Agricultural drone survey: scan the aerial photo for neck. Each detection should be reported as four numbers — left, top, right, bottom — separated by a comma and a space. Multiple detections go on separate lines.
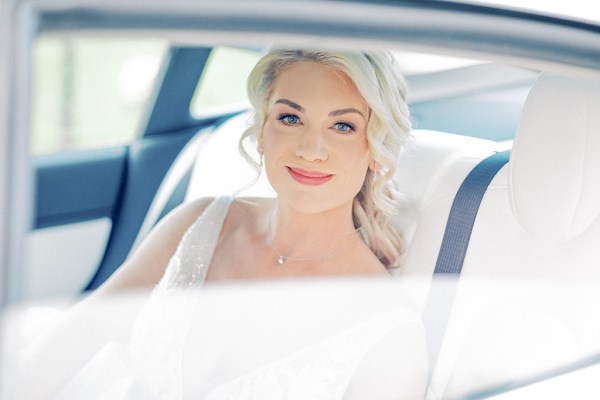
269, 200, 360, 259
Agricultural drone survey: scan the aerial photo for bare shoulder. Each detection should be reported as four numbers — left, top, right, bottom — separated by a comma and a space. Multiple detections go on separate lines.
165, 196, 218, 227
224, 196, 275, 229
345, 246, 391, 277
97, 197, 217, 294
360, 258, 391, 277
134, 196, 217, 248
230, 196, 275, 212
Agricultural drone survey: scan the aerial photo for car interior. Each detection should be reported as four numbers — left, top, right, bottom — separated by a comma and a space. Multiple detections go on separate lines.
35, 54, 596, 398
21, 40, 600, 396
7, 2, 599, 395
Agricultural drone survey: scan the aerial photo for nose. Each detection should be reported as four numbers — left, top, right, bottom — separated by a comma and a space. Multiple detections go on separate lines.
295, 126, 328, 161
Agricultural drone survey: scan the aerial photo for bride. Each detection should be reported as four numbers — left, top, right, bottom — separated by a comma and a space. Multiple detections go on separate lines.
21, 49, 428, 399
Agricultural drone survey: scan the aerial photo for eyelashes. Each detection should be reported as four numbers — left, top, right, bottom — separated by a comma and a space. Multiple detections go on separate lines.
276, 113, 356, 134
333, 122, 356, 133
277, 114, 301, 126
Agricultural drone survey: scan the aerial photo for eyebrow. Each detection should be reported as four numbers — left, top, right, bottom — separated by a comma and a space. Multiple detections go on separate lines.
274, 99, 365, 119
328, 108, 365, 118
274, 99, 304, 112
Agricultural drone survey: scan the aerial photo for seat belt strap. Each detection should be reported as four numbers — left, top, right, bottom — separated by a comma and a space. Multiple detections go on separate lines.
433, 150, 510, 275
424, 150, 510, 375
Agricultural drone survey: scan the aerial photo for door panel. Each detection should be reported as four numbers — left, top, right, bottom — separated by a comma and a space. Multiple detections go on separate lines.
34, 147, 127, 228
29, 147, 128, 300
26, 218, 111, 300
29, 129, 200, 299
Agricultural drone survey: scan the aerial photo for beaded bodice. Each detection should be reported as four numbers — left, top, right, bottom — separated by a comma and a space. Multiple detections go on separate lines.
127, 196, 234, 399
158, 196, 234, 290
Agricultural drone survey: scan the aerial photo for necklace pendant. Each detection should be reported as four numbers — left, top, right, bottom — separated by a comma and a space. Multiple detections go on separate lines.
277, 255, 285, 265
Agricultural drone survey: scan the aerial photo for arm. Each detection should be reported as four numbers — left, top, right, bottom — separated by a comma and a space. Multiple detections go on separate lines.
18, 197, 214, 399
96, 197, 214, 294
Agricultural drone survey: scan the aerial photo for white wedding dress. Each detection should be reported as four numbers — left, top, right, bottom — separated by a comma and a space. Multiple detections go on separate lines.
54, 197, 428, 399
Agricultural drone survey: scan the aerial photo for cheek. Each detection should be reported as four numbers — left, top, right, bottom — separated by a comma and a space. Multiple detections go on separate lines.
342, 139, 370, 168
261, 124, 288, 184
354, 157, 371, 185
261, 122, 289, 154
340, 146, 371, 188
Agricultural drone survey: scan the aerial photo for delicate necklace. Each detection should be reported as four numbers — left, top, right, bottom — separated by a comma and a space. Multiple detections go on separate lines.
271, 243, 357, 265
268, 220, 362, 265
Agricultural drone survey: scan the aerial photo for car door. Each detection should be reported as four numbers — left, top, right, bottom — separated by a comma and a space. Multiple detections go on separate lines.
28, 42, 260, 300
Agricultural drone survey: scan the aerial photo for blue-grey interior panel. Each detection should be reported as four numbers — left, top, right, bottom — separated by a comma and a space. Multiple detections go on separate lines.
34, 147, 127, 228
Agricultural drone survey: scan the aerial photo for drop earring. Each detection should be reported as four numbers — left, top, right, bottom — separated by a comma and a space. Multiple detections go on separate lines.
259, 153, 264, 167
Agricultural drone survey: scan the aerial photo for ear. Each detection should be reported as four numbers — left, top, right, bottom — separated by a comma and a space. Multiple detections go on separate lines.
369, 160, 378, 173
257, 132, 265, 155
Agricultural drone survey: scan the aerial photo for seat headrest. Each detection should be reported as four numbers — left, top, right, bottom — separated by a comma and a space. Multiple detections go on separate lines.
509, 74, 600, 241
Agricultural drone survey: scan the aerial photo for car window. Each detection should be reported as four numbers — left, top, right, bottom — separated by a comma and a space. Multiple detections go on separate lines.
4, 0, 600, 397
189, 46, 263, 117
30, 37, 168, 155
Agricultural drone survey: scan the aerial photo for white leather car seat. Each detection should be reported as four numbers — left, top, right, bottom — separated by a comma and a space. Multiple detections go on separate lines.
130, 112, 274, 252
393, 130, 503, 307
185, 112, 275, 201
426, 74, 600, 398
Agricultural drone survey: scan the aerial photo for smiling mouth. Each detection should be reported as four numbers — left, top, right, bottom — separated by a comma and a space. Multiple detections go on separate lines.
287, 167, 334, 186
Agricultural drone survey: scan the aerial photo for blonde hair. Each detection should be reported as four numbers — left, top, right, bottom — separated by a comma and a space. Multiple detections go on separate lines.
239, 49, 411, 268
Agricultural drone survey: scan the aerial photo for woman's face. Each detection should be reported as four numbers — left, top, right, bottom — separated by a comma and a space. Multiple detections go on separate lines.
261, 61, 372, 214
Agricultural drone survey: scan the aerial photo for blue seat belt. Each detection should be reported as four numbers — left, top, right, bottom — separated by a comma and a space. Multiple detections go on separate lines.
423, 150, 510, 375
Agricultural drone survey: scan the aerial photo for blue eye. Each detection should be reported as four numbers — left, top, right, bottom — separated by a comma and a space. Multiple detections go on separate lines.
278, 114, 300, 125
333, 122, 355, 133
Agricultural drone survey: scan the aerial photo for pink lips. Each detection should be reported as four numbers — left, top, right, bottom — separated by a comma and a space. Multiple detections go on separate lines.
287, 167, 334, 186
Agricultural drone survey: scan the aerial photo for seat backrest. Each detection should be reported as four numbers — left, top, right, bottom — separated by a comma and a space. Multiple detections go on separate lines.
392, 130, 504, 303
130, 113, 273, 252
427, 74, 600, 398
185, 112, 275, 200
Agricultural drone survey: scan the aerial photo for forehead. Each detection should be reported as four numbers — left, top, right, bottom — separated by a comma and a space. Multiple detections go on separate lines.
269, 61, 367, 112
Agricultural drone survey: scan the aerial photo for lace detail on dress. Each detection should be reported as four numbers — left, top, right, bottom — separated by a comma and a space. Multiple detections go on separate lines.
158, 196, 234, 290
127, 196, 233, 399
204, 310, 411, 400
